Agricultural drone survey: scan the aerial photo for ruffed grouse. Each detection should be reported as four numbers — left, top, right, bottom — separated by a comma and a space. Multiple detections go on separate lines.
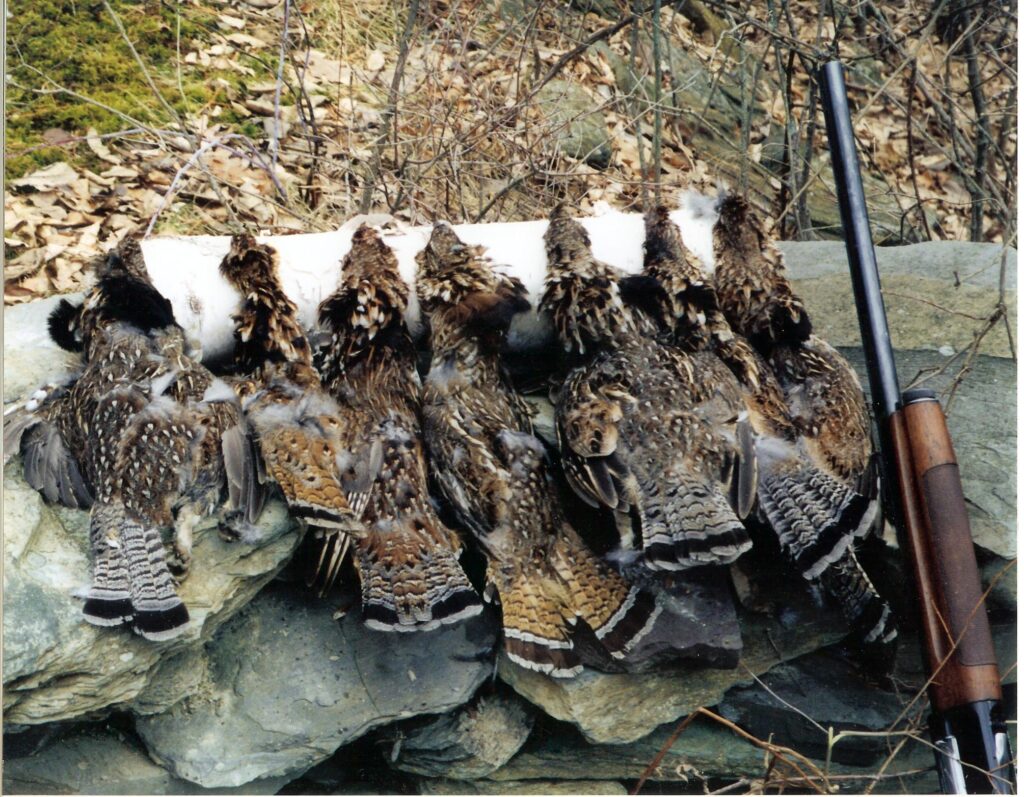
314, 224, 482, 632
540, 204, 755, 573
707, 194, 896, 662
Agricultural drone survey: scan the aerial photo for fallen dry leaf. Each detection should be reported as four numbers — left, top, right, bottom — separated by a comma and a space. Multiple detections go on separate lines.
42, 128, 74, 146
218, 13, 246, 30
12, 162, 80, 191
100, 165, 140, 180
86, 128, 121, 165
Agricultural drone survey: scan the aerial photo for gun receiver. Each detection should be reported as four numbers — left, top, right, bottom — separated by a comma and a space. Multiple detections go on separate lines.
819, 60, 1014, 795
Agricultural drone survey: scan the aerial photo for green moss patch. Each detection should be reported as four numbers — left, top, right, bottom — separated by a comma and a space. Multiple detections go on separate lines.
5, 0, 250, 180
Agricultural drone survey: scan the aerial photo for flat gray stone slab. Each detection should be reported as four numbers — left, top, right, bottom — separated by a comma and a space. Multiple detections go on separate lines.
840, 348, 1015, 559
781, 241, 1016, 358
422, 778, 628, 794
496, 599, 845, 745
135, 581, 497, 789
2, 459, 299, 727
3, 293, 83, 403
3, 726, 291, 795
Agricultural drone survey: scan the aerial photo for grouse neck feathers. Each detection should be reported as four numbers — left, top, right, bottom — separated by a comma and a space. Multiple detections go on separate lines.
220, 233, 312, 375
540, 203, 659, 358
317, 224, 414, 395
641, 205, 720, 351
711, 194, 812, 355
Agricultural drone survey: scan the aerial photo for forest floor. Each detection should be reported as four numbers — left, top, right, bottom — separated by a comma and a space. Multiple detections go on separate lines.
3, 0, 1017, 303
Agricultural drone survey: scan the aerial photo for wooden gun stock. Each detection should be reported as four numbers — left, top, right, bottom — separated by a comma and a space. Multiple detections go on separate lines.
891, 391, 1012, 794
895, 392, 1000, 705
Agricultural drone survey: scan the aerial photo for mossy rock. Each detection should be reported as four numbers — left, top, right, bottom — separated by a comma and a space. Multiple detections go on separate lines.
5, 0, 253, 180
533, 79, 613, 169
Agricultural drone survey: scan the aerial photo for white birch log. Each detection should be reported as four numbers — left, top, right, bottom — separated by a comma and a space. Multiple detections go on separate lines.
139, 195, 720, 361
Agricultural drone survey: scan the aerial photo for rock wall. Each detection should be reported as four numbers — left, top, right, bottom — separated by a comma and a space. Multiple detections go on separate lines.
3, 241, 1015, 794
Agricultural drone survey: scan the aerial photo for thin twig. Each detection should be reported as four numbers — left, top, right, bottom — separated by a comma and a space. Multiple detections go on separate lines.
629, 0, 649, 210
651, 0, 662, 205
270, 0, 292, 172
359, 0, 420, 213
960, 2, 992, 241
905, 59, 931, 240
629, 710, 701, 794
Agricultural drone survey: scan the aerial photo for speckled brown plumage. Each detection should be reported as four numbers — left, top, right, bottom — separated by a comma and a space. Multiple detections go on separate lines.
220, 234, 311, 373
709, 194, 880, 514
709, 194, 895, 663
6, 237, 250, 640
419, 222, 659, 676
768, 341, 875, 489
541, 205, 755, 573
219, 235, 363, 571
712, 195, 812, 355
314, 224, 481, 631
644, 205, 792, 439
541, 204, 643, 356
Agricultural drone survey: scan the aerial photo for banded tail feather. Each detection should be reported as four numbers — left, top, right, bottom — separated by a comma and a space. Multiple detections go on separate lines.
757, 462, 877, 580
756, 456, 895, 666
353, 515, 482, 633
82, 503, 133, 628
496, 565, 583, 678
257, 425, 364, 535
551, 533, 661, 661
819, 547, 898, 669
638, 470, 752, 571
118, 510, 189, 641
591, 585, 661, 660
496, 577, 661, 676
291, 502, 361, 528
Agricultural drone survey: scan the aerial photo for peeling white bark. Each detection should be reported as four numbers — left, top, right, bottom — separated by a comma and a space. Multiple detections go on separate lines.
140, 194, 721, 361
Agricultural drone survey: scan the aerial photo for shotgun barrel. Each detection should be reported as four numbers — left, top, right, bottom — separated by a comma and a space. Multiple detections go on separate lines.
819, 60, 1015, 795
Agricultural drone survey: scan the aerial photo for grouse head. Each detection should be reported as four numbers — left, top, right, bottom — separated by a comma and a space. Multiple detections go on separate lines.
711, 192, 812, 352
540, 203, 637, 357
641, 205, 719, 347
316, 225, 411, 370
219, 234, 309, 373
416, 223, 529, 354
711, 192, 767, 273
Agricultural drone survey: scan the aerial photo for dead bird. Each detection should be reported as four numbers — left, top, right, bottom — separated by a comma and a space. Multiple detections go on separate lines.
418, 222, 661, 676
540, 204, 755, 574
710, 193, 895, 665
219, 234, 365, 592
5, 237, 250, 640
313, 224, 482, 632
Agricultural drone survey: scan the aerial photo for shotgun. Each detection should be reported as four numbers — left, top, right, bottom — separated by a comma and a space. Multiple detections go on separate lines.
818, 60, 1015, 795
